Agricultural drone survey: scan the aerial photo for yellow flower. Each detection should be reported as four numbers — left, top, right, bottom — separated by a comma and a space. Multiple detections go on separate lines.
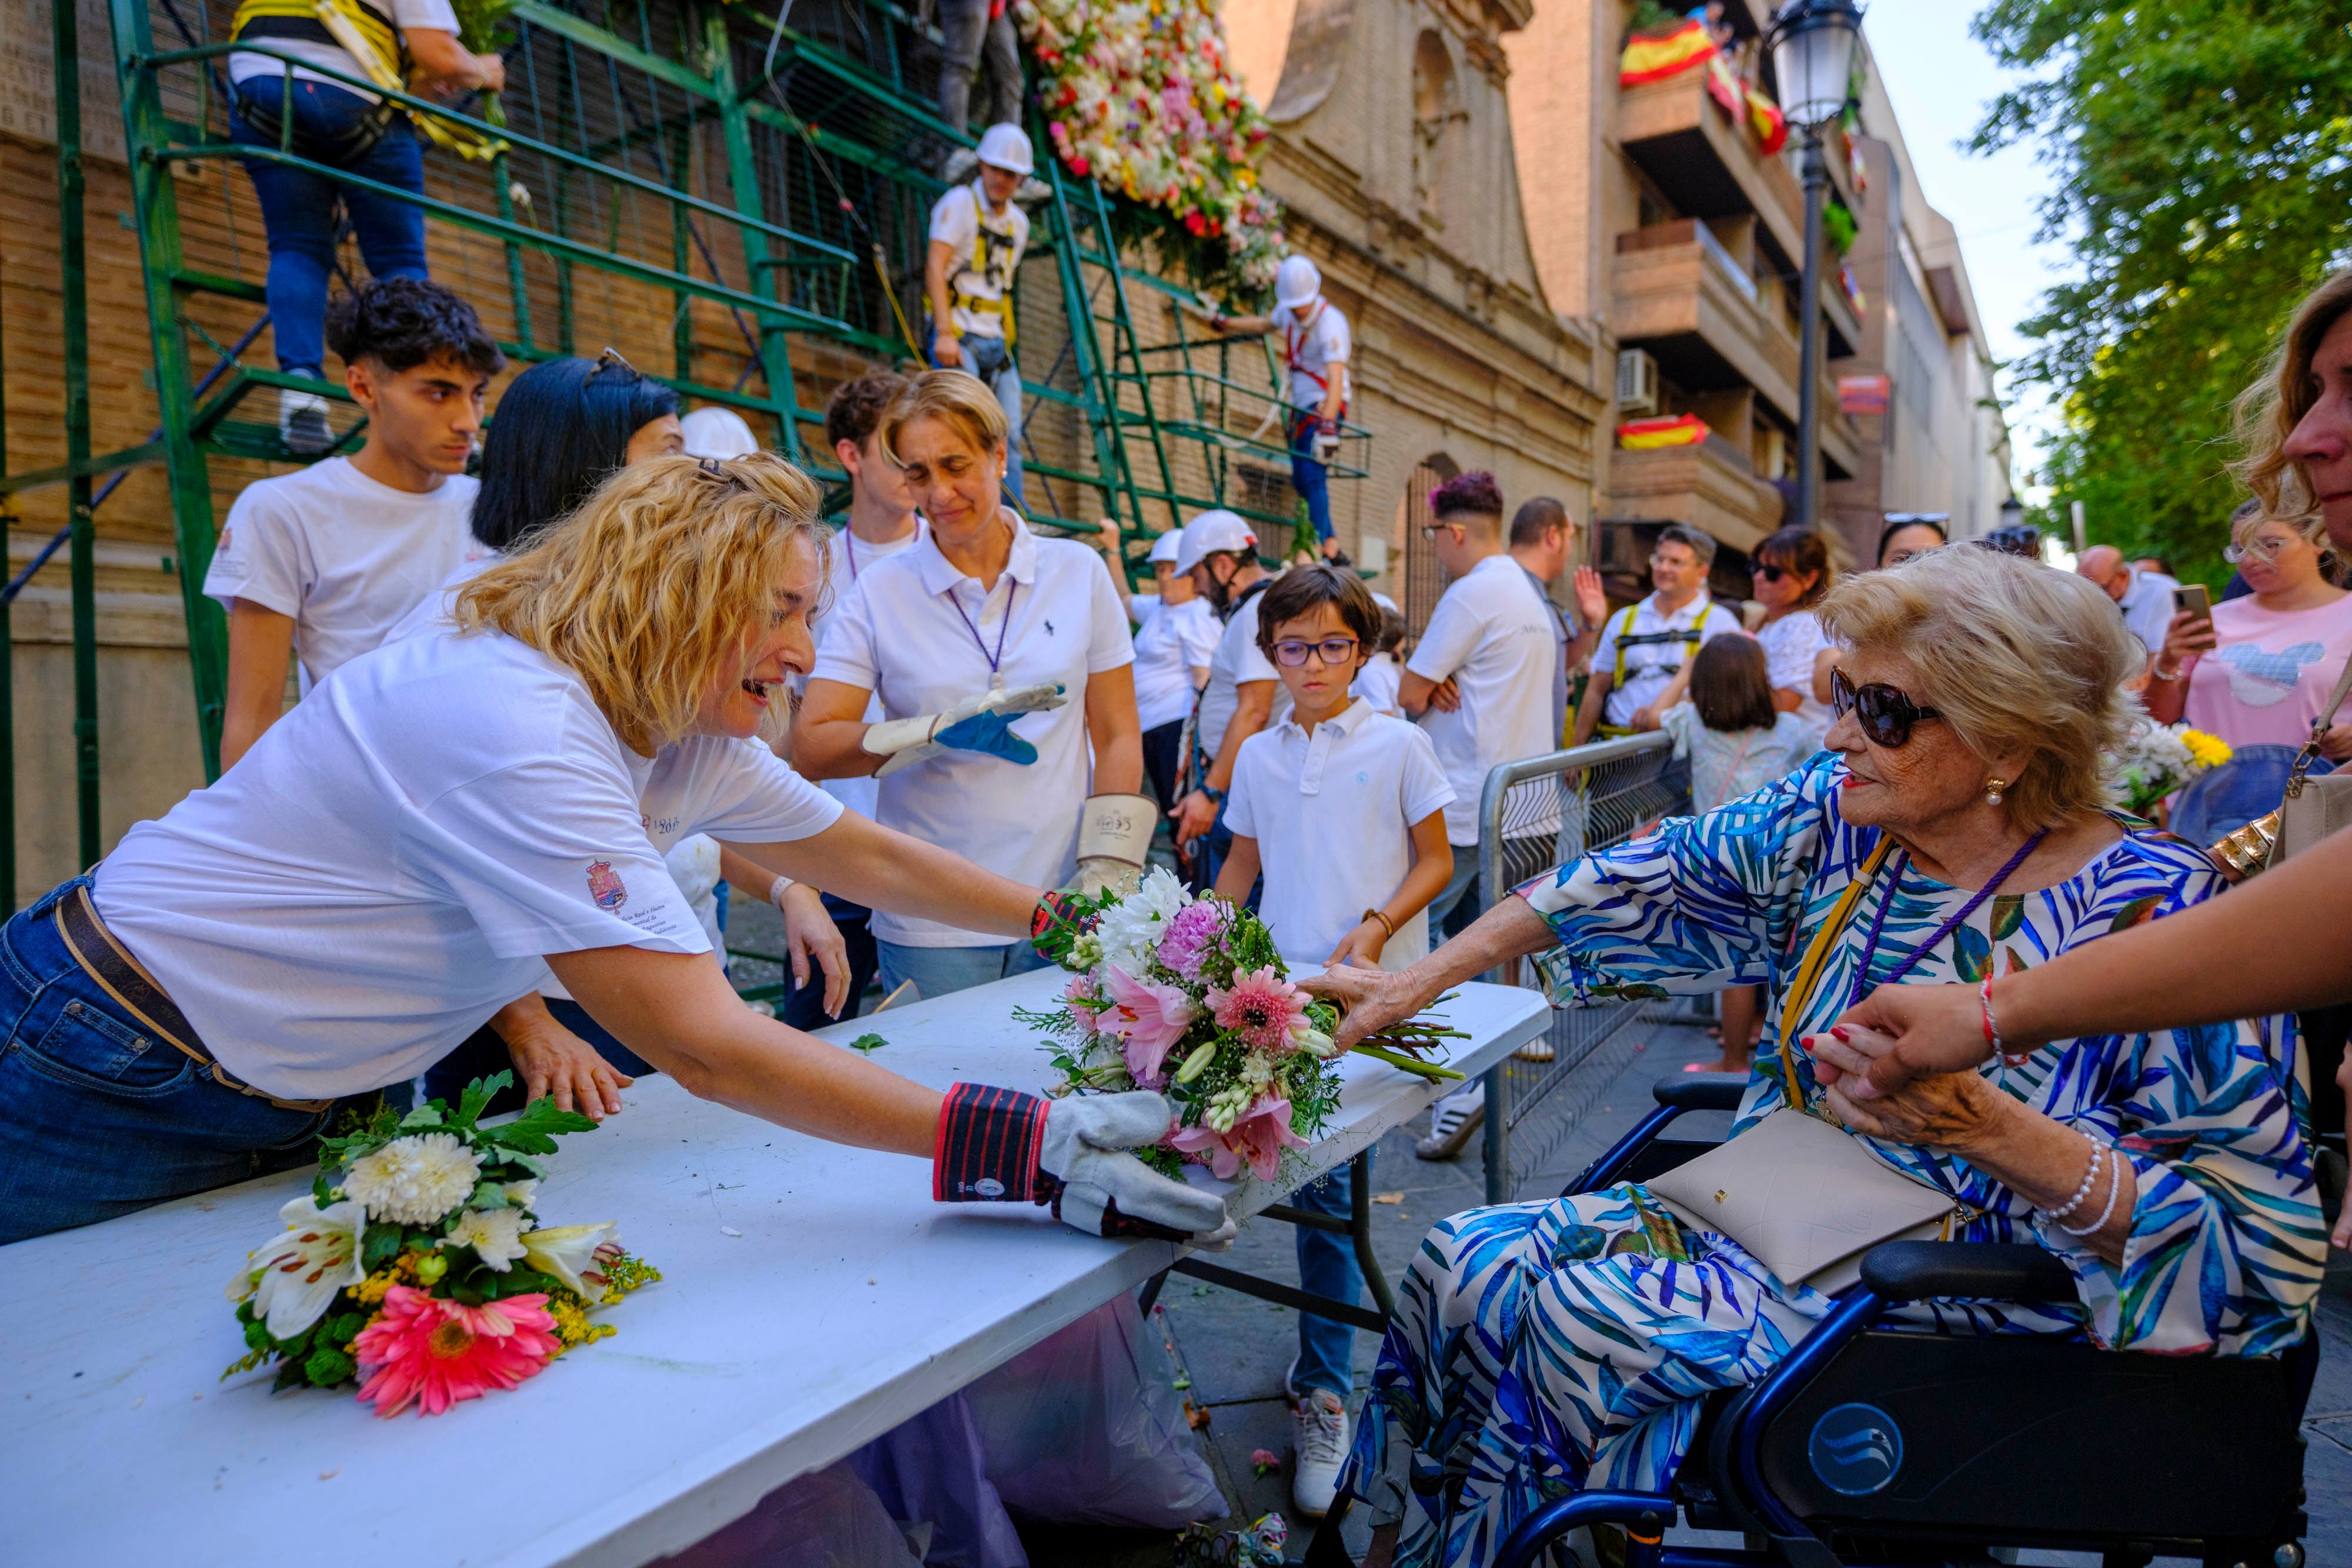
2182, 730, 2233, 768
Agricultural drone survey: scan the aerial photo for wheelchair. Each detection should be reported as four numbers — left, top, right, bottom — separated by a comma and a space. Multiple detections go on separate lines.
1315, 1072, 2322, 1568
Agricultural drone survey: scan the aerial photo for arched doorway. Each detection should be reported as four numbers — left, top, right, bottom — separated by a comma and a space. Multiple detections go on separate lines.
1396, 452, 1461, 640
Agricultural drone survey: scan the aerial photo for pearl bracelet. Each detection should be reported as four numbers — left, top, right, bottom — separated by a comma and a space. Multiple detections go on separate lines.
2059, 1144, 2126, 1238
2043, 1135, 2104, 1223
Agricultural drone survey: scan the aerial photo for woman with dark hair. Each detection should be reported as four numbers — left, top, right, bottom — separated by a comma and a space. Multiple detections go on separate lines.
1751, 523, 1835, 744
1877, 514, 1947, 567
466, 351, 684, 553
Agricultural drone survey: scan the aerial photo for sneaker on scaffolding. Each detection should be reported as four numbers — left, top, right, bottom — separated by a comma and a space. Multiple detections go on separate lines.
279, 387, 334, 456
1513, 1034, 1555, 1062
1013, 175, 1053, 206
1290, 1381, 1351, 1519
1414, 1088, 1483, 1161
941, 145, 980, 183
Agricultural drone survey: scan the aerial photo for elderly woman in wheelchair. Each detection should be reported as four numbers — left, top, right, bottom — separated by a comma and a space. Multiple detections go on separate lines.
1311, 547, 2326, 1568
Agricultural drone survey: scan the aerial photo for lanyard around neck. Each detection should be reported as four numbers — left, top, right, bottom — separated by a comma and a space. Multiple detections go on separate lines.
1845, 828, 2050, 1009
947, 577, 1018, 680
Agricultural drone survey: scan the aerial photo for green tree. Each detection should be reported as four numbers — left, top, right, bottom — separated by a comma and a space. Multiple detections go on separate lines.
1971, 0, 2352, 586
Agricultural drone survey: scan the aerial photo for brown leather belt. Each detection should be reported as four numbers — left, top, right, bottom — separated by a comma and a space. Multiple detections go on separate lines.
53, 884, 335, 1114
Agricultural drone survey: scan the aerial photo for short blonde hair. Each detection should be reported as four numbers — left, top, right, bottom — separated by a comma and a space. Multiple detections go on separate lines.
2231, 269, 2352, 515
2233, 503, 2336, 569
1819, 547, 2141, 829
454, 453, 826, 754
877, 369, 1007, 469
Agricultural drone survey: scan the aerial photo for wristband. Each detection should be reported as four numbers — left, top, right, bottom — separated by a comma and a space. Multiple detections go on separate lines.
933, 1083, 1049, 1202
767, 874, 794, 911
1981, 974, 2029, 1066
1361, 907, 1396, 940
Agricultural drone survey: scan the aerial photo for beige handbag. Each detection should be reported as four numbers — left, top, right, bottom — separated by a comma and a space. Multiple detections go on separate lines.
2210, 657, 2352, 877
1643, 839, 1961, 1292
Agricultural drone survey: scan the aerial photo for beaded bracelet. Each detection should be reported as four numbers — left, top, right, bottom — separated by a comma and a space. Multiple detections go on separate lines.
1980, 974, 2031, 1066
2043, 1136, 2104, 1224
2060, 1144, 2127, 1238
1361, 907, 1397, 939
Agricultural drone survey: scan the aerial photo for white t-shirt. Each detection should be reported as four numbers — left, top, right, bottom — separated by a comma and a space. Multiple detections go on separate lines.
1755, 609, 1833, 745
811, 514, 1132, 947
1352, 650, 1402, 717
813, 520, 928, 824
1407, 554, 1561, 845
1226, 700, 1454, 972
203, 457, 479, 697
1590, 590, 1743, 728
1197, 583, 1292, 767
1275, 299, 1349, 412
928, 181, 1030, 340
2115, 568, 2182, 661
90, 627, 844, 1098
1132, 596, 1221, 733
229, 0, 460, 98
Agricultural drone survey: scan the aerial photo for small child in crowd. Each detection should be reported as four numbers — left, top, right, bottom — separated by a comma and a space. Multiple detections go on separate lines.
1351, 598, 1408, 717
1660, 633, 1809, 1074
1212, 564, 1454, 1520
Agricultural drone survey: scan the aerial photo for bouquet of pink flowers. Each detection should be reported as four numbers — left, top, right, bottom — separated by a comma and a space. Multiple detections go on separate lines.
223, 1074, 658, 1417
1025, 869, 1461, 1182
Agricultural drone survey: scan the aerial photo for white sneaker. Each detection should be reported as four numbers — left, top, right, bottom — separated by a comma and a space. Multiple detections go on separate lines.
1414, 1088, 1484, 1161
279, 387, 333, 455
1291, 1383, 1350, 1519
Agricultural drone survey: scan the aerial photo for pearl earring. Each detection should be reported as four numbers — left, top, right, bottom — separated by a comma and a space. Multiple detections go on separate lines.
1986, 777, 2007, 807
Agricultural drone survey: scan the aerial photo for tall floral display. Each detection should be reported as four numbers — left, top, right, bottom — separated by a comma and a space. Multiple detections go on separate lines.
1014, 0, 1286, 297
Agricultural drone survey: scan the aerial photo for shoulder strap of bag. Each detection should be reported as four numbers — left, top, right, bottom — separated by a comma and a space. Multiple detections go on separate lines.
2285, 656, 2352, 801
1773, 836, 1896, 1112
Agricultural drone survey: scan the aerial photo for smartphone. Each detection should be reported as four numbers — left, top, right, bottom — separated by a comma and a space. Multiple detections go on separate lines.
2174, 583, 2213, 625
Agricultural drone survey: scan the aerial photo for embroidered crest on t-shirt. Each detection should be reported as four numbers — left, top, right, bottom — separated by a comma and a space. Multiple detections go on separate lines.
587, 860, 629, 911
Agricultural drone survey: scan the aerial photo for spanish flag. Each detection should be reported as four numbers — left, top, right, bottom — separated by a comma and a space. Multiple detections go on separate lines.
1620, 20, 1716, 87
1746, 89, 1789, 155
1617, 413, 1710, 450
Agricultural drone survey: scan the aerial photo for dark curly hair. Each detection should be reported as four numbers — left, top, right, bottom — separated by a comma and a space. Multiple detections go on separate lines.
1429, 469, 1505, 521
469, 356, 683, 551
824, 368, 910, 454
323, 278, 505, 376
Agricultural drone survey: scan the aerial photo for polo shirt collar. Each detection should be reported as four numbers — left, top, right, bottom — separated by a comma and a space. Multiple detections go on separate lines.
915, 510, 1039, 596
1272, 695, 1375, 743
1644, 588, 1710, 623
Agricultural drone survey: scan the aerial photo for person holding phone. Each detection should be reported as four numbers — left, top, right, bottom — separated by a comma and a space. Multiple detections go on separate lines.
2144, 503, 2352, 844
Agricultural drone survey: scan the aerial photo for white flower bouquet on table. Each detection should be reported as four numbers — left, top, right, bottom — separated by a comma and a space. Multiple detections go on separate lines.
1023, 869, 1463, 1182
2102, 717, 2233, 818
223, 1073, 659, 1416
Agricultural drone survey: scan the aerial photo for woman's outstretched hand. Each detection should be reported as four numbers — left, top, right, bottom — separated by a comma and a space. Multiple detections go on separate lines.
1300, 964, 1426, 1051
1814, 981, 1993, 1098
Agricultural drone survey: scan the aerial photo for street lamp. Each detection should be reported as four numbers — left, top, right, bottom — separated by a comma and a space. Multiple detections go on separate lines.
1768, 0, 1863, 531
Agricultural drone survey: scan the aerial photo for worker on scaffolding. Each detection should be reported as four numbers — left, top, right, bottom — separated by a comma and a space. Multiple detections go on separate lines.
1208, 255, 1354, 565
225, 0, 506, 454
926, 124, 1033, 506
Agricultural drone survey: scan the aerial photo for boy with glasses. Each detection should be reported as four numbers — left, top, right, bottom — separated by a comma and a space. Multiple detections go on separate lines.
1212, 563, 1453, 1520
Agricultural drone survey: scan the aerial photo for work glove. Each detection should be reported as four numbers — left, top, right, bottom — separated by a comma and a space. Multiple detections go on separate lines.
935, 1084, 1236, 1249
1311, 418, 1341, 465
861, 683, 1067, 778
1070, 793, 1157, 898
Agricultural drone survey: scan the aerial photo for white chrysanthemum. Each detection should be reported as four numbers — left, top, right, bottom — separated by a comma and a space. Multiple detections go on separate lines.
343, 1132, 482, 1225
442, 1206, 529, 1271
1095, 866, 1190, 977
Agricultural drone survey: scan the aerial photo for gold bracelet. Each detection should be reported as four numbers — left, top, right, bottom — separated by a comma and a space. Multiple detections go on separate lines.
1362, 907, 1396, 939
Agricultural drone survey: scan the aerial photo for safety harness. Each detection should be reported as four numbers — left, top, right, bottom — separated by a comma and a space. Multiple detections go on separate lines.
1282, 299, 1346, 437
1596, 604, 1704, 738
231, 0, 506, 162
945, 180, 1022, 348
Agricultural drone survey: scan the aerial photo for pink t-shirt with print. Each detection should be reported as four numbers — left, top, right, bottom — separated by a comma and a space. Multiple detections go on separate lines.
2182, 591, 2352, 747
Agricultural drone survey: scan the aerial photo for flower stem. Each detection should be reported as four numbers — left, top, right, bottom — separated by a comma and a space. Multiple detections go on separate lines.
1351, 1044, 1466, 1082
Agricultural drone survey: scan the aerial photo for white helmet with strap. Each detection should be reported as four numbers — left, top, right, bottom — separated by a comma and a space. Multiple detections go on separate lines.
975, 123, 1035, 175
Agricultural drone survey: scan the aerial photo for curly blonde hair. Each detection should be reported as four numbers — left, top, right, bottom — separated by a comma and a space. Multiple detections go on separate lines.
1818, 547, 2141, 830
454, 452, 827, 754
2231, 269, 2352, 515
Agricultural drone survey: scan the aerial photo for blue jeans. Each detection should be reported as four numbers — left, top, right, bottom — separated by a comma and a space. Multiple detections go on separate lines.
929, 327, 1024, 505
0, 875, 399, 1244
875, 937, 1047, 1001
781, 893, 883, 1028
229, 78, 429, 375
2168, 744, 2334, 847
1288, 413, 1333, 542
1290, 1160, 1362, 1396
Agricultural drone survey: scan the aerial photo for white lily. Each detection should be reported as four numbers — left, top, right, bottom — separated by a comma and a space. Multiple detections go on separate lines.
441, 1206, 529, 1271
520, 1221, 622, 1298
500, 1178, 540, 1211
1291, 1024, 1339, 1059
233, 1195, 369, 1339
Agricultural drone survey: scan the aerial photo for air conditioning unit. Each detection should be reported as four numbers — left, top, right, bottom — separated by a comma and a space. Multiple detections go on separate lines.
1616, 347, 1659, 416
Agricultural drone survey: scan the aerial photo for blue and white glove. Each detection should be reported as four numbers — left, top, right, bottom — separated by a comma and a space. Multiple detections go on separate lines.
934, 1085, 1235, 1249
861, 682, 1067, 778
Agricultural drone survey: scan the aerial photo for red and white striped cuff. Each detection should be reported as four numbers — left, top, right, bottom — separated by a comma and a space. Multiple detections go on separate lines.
933, 1083, 1050, 1203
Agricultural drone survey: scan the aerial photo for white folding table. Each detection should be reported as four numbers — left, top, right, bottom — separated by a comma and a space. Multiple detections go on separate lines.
0, 969, 1546, 1568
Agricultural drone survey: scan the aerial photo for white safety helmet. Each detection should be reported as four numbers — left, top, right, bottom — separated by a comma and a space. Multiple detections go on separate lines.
1148, 530, 1185, 566
1371, 591, 1399, 612
679, 406, 760, 460
1274, 255, 1322, 314
1176, 509, 1257, 577
975, 123, 1035, 176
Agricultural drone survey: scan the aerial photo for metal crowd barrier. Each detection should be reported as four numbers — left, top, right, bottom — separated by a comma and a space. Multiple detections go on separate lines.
1473, 733, 1692, 1203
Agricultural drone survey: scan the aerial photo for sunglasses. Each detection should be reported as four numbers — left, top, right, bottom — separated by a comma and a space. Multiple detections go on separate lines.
1830, 666, 1943, 748
1755, 562, 1793, 582
584, 345, 643, 386
1270, 636, 1361, 667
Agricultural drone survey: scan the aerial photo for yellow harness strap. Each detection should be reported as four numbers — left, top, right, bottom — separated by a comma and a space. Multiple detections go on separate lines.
1773, 837, 1895, 1116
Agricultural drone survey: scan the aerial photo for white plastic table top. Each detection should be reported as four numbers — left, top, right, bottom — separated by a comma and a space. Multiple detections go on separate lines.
0, 969, 1546, 1568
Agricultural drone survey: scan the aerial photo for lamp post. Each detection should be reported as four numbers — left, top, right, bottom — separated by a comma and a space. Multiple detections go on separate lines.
1768, 0, 1863, 532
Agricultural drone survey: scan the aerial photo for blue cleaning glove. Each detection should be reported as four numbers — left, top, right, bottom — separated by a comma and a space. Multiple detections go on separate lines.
933, 708, 1041, 765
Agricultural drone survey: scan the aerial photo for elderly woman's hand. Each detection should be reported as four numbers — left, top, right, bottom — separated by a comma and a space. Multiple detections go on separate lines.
1299, 964, 1431, 1051
1817, 1023, 2009, 1154
1817, 984, 1998, 1097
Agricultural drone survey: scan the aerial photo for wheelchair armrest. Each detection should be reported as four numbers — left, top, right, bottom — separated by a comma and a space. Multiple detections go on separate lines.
1859, 1241, 2078, 1303
1651, 1072, 1747, 1111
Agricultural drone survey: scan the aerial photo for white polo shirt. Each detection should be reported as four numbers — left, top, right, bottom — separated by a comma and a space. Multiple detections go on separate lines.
203, 457, 479, 696
1407, 554, 1561, 845
811, 513, 1133, 948
813, 519, 928, 824
1196, 581, 1292, 765
91, 626, 844, 1099
1132, 595, 1221, 733
1591, 590, 1743, 728
1225, 699, 1453, 972
1275, 299, 1349, 412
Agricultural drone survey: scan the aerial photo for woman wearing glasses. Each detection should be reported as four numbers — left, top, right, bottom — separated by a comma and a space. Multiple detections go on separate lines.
1304, 546, 2320, 1568
2144, 503, 2352, 845
1748, 523, 1837, 746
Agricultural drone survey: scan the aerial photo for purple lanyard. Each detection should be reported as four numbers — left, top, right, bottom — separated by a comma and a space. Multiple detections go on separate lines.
947, 579, 1018, 679
1845, 828, 2049, 1008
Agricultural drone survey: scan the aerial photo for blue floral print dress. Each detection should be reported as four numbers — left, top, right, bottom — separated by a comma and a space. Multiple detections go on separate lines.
1338, 755, 2323, 1568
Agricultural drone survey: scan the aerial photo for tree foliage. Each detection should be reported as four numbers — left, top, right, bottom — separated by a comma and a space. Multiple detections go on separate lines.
1970, 0, 2352, 585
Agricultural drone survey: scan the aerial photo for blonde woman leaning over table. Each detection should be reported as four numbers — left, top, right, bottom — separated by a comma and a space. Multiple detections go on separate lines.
1302, 546, 2320, 1568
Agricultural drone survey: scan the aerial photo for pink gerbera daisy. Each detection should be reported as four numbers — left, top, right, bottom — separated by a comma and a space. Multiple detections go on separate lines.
1204, 965, 1309, 1055
351, 1286, 560, 1417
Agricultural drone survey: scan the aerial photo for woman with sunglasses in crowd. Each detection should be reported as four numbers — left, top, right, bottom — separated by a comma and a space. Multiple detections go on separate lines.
1748, 523, 1838, 747
1301, 546, 2320, 1568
